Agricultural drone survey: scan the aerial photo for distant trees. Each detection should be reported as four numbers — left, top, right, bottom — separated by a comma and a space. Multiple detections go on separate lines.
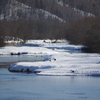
1, 0, 99, 28
0, 26, 5, 47
17, 0, 84, 22
17, 0, 100, 22
66, 17, 100, 53
0, 19, 66, 42
63, 0, 100, 16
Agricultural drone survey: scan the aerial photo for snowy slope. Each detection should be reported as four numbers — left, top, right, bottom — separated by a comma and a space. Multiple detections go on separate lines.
0, 0, 95, 22
0, 0, 65, 22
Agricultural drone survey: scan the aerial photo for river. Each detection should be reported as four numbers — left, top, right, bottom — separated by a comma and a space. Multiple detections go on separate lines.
0, 68, 100, 100
0, 44, 100, 100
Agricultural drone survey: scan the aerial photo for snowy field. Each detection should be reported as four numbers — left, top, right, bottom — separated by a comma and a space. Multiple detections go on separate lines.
0, 40, 100, 76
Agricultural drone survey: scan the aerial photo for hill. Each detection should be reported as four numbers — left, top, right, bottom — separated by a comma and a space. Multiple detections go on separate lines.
0, 0, 95, 22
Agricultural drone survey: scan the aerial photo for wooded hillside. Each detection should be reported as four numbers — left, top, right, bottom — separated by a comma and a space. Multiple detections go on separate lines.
63, 0, 100, 16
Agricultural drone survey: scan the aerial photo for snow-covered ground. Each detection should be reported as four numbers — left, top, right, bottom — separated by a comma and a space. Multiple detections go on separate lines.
1, 40, 100, 76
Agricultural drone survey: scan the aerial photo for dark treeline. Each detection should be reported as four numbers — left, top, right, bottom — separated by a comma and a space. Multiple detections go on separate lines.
66, 17, 100, 53
0, 19, 66, 42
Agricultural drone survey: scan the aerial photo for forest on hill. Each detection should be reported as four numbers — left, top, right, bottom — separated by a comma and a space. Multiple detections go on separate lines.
0, 0, 100, 53
63, 0, 100, 16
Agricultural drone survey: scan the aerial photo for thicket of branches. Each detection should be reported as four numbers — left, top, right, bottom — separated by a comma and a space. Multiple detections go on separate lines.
66, 17, 100, 53
0, 19, 66, 42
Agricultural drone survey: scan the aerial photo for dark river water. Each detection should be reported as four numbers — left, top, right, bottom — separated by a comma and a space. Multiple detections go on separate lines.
0, 68, 100, 100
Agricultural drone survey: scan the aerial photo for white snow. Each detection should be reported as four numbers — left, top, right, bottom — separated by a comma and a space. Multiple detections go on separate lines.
8, 51, 100, 76
39, 9, 66, 22
1, 40, 100, 76
0, 46, 57, 55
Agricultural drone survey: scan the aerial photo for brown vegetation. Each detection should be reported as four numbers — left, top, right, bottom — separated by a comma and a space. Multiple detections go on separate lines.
0, 19, 66, 42
66, 17, 100, 53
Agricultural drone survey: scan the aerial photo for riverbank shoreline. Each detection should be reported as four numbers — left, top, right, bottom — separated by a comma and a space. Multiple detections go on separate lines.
0, 60, 38, 68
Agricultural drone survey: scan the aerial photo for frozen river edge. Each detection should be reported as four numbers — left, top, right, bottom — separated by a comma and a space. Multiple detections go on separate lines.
0, 40, 100, 76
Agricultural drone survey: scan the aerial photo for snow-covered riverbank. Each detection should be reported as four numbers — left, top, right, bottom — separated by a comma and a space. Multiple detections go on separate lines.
1, 40, 100, 76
